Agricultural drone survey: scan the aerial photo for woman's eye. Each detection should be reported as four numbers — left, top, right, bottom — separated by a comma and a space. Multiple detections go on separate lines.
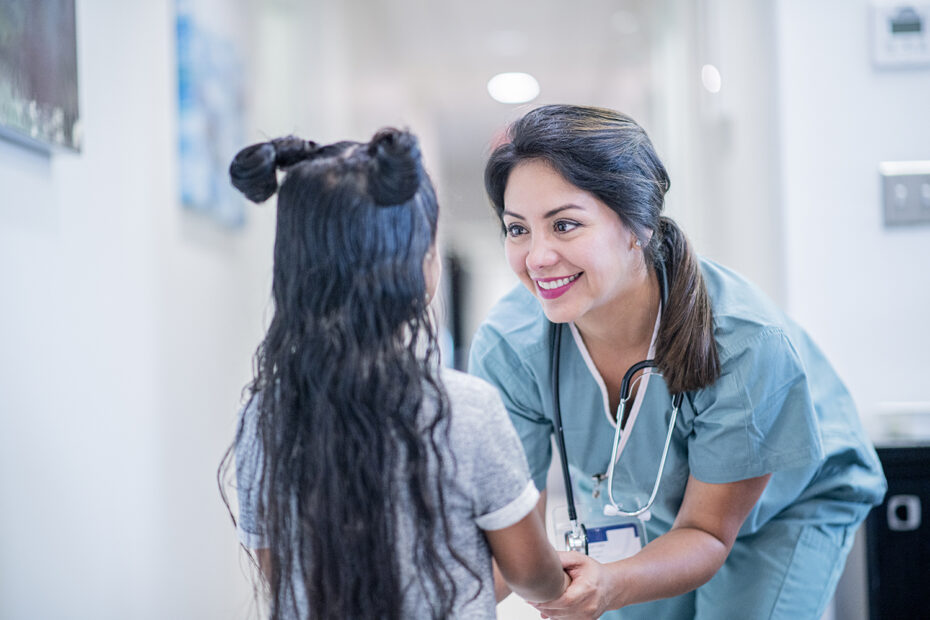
554, 220, 579, 233
506, 223, 527, 237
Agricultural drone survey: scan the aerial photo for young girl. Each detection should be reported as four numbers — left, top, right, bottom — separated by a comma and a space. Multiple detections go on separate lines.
219, 128, 568, 619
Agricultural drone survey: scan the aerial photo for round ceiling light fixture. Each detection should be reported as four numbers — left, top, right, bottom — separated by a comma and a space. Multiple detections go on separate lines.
701, 64, 722, 94
487, 72, 540, 104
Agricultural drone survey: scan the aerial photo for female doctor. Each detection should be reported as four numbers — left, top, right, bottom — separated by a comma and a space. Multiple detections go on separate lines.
468, 105, 886, 619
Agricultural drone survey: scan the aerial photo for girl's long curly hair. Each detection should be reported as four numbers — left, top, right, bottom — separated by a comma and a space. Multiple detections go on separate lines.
219, 128, 474, 619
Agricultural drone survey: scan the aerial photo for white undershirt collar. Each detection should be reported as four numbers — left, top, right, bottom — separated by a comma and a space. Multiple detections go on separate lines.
567, 305, 662, 436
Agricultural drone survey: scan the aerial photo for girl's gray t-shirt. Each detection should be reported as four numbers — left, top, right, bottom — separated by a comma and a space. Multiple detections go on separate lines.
235, 368, 540, 618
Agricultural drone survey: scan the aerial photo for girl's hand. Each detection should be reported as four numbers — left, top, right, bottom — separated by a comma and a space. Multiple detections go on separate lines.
531, 551, 613, 619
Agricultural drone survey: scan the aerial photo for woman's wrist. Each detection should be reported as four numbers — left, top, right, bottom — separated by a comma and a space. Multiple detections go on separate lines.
603, 559, 632, 610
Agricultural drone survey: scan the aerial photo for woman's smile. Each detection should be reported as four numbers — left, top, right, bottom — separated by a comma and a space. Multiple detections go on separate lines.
535, 272, 582, 299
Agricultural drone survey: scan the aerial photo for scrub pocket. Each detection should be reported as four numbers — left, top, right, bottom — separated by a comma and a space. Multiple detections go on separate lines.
694, 521, 856, 620
770, 523, 854, 619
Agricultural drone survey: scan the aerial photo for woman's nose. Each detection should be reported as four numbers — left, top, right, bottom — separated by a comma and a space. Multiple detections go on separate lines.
527, 234, 558, 271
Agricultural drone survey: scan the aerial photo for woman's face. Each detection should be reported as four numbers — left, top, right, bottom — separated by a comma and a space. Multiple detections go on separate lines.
501, 159, 645, 325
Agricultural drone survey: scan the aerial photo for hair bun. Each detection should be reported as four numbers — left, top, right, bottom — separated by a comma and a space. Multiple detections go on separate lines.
366, 128, 422, 206
229, 142, 278, 203
229, 137, 319, 203
272, 136, 319, 168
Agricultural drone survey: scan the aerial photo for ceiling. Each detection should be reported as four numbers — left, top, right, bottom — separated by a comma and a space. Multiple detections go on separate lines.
330, 0, 662, 228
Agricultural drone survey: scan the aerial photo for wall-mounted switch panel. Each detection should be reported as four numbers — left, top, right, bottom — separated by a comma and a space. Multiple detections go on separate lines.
871, 2, 930, 68
880, 161, 930, 226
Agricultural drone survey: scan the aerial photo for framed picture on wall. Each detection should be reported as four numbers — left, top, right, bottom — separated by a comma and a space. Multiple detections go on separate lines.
176, 0, 246, 229
0, 0, 81, 152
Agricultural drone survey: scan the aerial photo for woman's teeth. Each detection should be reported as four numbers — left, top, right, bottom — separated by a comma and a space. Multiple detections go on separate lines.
537, 273, 580, 290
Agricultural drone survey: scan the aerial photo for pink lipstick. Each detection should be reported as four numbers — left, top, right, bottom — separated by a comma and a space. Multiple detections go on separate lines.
535, 273, 581, 300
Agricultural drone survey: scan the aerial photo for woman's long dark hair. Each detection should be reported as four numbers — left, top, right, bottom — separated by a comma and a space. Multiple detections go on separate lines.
219, 128, 474, 619
485, 105, 719, 393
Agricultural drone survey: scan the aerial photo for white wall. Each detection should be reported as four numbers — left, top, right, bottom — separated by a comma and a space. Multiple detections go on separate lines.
662, 0, 930, 427
654, 0, 785, 306
0, 1, 293, 617
772, 6, 930, 617
775, 0, 930, 425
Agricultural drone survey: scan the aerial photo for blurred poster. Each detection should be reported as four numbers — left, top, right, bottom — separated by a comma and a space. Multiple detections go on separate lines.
176, 0, 246, 229
0, 0, 81, 151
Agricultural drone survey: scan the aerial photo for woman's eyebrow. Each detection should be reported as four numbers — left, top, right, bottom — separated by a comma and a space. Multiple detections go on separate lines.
502, 205, 585, 220
544, 205, 585, 218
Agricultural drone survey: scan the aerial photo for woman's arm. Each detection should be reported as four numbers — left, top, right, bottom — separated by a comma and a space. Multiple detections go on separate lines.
486, 490, 568, 604
533, 473, 770, 618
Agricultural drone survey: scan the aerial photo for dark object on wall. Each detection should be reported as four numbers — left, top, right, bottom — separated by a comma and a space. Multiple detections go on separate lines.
866, 445, 930, 619
0, 0, 81, 151
446, 253, 466, 370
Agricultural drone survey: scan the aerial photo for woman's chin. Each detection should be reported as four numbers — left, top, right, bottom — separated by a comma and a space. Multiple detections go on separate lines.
540, 304, 576, 325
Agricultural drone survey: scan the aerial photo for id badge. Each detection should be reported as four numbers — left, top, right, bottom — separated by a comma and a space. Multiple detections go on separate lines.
584, 519, 643, 563
549, 501, 645, 561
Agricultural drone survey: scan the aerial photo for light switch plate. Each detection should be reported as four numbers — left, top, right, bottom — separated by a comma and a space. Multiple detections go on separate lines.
880, 161, 930, 226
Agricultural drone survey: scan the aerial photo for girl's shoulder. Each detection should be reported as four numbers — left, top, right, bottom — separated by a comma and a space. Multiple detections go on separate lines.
439, 367, 508, 418
468, 285, 551, 380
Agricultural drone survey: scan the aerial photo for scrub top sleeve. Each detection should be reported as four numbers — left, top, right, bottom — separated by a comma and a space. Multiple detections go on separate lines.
689, 327, 825, 484
468, 330, 553, 492
466, 384, 541, 531
235, 398, 269, 549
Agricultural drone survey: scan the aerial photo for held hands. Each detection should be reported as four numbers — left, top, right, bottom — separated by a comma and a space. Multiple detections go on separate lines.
531, 552, 613, 620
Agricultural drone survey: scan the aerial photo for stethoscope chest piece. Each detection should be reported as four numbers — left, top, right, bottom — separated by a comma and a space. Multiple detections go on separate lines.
565, 522, 588, 554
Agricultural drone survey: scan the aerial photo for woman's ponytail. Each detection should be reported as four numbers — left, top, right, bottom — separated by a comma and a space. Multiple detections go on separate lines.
653, 217, 719, 394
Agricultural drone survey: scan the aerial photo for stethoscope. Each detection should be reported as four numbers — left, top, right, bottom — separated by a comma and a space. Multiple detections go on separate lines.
549, 265, 684, 555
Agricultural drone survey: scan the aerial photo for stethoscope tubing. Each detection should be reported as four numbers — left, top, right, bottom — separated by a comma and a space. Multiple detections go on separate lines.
550, 322, 581, 524
551, 322, 685, 526
550, 261, 681, 544
604, 386, 683, 518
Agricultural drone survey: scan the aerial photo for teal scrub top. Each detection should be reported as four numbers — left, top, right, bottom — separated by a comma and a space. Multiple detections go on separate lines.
468, 258, 886, 547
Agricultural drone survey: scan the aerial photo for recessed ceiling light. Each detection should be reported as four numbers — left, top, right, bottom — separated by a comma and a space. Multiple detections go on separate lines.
701, 64, 722, 93
487, 72, 540, 104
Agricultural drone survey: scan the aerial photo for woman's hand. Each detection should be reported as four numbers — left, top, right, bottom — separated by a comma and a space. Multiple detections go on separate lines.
531, 551, 614, 619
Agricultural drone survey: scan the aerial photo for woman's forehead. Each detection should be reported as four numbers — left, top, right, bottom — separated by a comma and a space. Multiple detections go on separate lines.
504, 160, 603, 214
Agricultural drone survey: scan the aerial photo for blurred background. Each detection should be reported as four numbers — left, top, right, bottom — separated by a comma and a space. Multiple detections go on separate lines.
1, 0, 928, 618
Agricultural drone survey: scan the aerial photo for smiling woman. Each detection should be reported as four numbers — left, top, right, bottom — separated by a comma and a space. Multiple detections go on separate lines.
500, 158, 648, 331
469, 104, 887, 620
485, 106, 717, 395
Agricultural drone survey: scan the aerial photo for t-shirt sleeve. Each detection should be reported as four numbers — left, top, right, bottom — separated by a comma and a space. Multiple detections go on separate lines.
688, 327, 825, 484
468, 327, 553, 491
449, 375, 541, 531
235, 398, 268, 549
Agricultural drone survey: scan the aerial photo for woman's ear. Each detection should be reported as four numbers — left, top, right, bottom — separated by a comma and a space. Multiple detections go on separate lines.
634, 228, 654, 249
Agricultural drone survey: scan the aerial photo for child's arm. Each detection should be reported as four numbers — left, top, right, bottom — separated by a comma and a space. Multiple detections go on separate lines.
485, 490, 568, 603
